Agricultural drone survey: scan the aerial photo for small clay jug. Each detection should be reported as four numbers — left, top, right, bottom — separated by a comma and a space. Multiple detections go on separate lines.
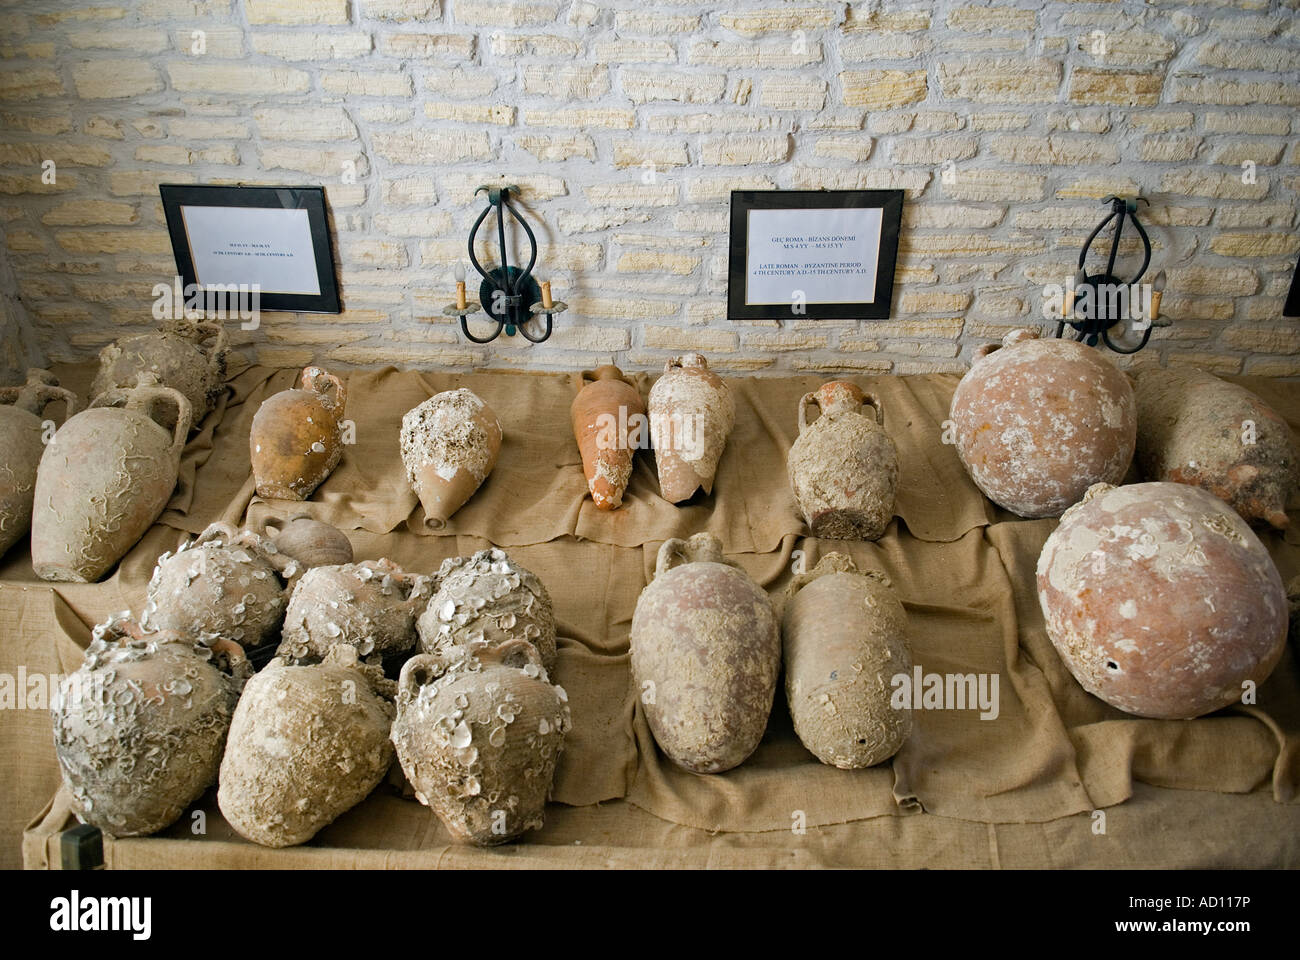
31, 375, 191, 583
782, 554, 912, 769
277, 558, 433, 665
648, 353, 734, 503
630, 532, 779, 774
400, 388, 502, 528
52, 614, 249, 837
218, 644, 396, 848
259, 513, 354, 568
144, 521, 297, 654
788, 381, 898, 541
250, 365, 347, 501
571, 365, 646, 510
391, 638, 571, 846
0, 369, 77, 557
93, 318, 228, 432
416, 548, 557, 673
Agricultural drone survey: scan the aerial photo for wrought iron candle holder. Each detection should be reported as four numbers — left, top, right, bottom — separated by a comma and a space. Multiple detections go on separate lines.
442, 184, 566, 344
1057, 195, 1169, 354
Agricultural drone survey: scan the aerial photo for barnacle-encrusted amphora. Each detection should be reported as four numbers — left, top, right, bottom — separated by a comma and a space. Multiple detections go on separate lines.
52, 614, 249, 837
144, 521, 298, 655
218, 645, 396, 848
416, 548, 557, 673
571, 364, 645, 510
391, 638, 571, 845
277, 558, 433, 665
648, 354, 734, 503
31, 374, 191, 583
787, 381, 898, 541
400, 387, 502, 528
93, 318, 228, 432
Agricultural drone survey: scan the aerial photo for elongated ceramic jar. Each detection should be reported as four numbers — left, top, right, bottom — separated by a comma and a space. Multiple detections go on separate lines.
277, 558, 432, 664
250, 366, 346, 501
416, 548, 557, 673
400, 388, 502, 528
0, 369, 76, 557
93, 319, 228, 432
648, 354, 735, 503
571, 365, 645, 510
950, 328, 1136, 518
782, 554, 912, 768
31, 375, 191, 583
788, 381, 898, 541
630, 532, 779, 773
1037, 482, 1287, 719
52, 614, 249, 837
218, 645, 396, 848
391, 639, 571, 845
144, 522, 297, 653
1134, 367, 1297, 529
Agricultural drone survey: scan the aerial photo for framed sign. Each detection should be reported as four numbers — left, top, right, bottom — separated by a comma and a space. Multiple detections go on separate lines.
728, 189, 903, 321
159, 184, 341, 313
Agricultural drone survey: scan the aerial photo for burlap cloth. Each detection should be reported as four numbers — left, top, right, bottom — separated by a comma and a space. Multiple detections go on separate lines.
4, 362, 1298, 869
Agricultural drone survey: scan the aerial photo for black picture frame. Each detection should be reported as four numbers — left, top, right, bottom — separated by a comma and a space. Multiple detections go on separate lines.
1285, 256, 1300, 318
159, 183, 341, 314
728, 189, 903, 322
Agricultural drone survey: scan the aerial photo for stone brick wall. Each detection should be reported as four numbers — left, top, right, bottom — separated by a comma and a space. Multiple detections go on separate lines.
1, 0, 1298, 377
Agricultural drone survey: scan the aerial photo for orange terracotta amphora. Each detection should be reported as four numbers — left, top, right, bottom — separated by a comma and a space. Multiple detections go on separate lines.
571, 365, 646, 510
250, 366, 347, 501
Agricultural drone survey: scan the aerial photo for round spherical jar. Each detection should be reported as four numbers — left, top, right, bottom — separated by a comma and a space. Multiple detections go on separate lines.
1036, 481, 1288, 719
950, 329, 1136, 518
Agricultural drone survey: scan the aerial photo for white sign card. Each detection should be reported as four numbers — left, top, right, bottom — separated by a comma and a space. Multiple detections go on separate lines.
745, 206, 884, 306
180, 205, 321, 296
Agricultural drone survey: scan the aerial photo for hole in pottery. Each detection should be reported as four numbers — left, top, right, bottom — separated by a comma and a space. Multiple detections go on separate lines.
1106, 660, 1120, 672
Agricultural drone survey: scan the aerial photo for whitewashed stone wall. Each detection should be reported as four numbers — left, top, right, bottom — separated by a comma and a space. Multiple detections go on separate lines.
0, 0, 1298, 377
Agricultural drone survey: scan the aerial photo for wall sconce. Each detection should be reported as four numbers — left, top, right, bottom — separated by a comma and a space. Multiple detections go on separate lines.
442, 184, 566, 344
1057, 195, 1169, 354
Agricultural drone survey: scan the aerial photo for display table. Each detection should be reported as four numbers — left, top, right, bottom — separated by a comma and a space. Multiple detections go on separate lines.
6, 361, 1299, 869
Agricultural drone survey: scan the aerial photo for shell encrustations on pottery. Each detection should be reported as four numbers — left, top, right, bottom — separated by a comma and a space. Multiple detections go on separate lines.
416, 548, 557, 673
1134, 367, 1298, 530
52, 613, 249, 837
391, 638, 571, 846
400, 387, 502, 529
259, 514, 354, 568
1037, 481, 1287, 720
31, 373, 191, 583
277, 558, 432, 665
143, 521, 297, 654
218, 644, 396, 848
93, 318, 228, 433
788, 381, 899, 541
